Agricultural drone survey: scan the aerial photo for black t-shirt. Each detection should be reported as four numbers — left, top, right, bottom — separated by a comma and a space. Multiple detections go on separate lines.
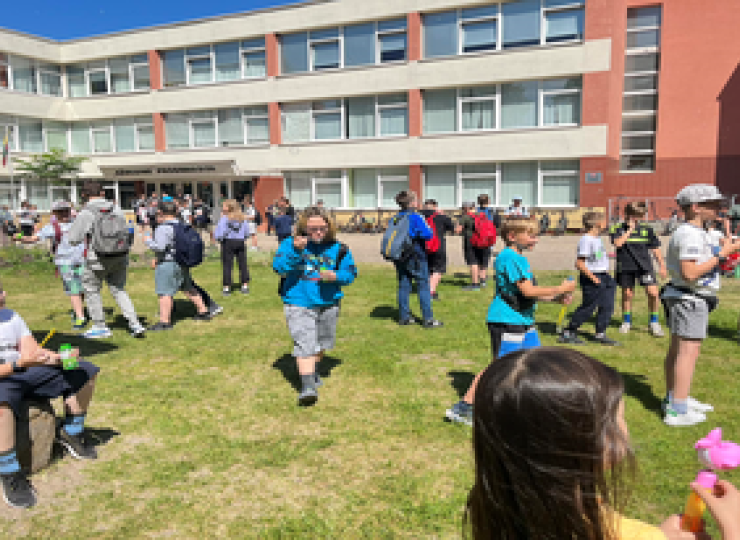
421, 209, 455, 254
609, 221, 660, 273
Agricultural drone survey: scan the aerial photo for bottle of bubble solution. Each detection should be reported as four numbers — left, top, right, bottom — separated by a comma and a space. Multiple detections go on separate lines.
59, 344, 77, 370
681, 470, 717, 533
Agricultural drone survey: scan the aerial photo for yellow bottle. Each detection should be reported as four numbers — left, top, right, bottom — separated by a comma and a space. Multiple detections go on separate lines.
681, 471, 716, 533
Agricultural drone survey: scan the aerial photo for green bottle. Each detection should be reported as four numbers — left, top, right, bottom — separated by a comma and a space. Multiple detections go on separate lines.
59, 344, 78, 370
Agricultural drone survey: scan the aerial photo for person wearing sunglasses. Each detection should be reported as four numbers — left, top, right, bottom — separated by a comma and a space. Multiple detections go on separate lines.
273, 206, 357, 406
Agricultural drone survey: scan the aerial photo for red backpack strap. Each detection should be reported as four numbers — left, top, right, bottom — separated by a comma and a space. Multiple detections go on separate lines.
52, 220, 62, 254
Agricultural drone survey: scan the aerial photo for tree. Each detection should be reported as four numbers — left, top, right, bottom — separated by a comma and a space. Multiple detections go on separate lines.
13, 148, 87, 185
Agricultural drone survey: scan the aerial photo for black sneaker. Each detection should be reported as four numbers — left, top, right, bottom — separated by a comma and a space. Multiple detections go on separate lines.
398, 317, 418, 326
148, 322, 173, 332
557, 331, 585, 345
1, 472, 36, 508
594, 335, 621, 346
423, 319, 444, 329
56, 429, 98, 460
431, 292, 439, 301
192, 312, 212, 322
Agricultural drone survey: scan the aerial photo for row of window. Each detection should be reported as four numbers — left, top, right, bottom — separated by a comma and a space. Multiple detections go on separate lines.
0, 53, 63, 96
285, 160, 579, 210
162, 39, 266, 87
620, 6, 661, 172
66, 55, 151, 97
165, 107, 270, 149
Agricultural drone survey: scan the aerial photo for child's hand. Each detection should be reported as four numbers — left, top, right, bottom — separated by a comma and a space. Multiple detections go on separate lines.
319, 270, 336, 282
559, 293, 574, 305
560, 279, 576, 294
694, 479, 740, 540
293, 236, 308, 250
659, 515, 710, 540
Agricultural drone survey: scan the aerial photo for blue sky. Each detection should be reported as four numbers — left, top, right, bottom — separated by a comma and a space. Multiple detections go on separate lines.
3, 0, 296, 40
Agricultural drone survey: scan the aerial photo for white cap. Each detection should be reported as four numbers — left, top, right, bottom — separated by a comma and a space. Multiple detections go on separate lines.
676, 184, 726, 206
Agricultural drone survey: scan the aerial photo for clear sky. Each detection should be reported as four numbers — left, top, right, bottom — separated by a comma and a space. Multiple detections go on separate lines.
2, 0, 297, 40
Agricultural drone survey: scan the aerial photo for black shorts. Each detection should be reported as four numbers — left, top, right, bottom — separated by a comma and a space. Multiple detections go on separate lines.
616, 271, 656, 289
0, 361, 99, 418
488, 323, 534, 359
20, 224, 34, 237
463, 240, 491, 268
426, 251, 447, 275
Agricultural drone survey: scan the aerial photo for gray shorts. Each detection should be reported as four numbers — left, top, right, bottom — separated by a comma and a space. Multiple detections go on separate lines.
284, 304, 340, 358
155, 261, 193, 297
664, 296, 709, 340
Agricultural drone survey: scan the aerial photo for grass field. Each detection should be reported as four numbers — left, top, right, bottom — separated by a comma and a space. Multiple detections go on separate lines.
2, 251, 740, 538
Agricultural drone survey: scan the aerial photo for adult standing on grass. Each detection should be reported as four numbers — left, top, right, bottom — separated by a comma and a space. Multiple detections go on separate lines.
661, 184, 740, 427
274, 197, 295, 244
214, 199, 251, 296
243, 195, 260, 251
421, 199, 455, 301
68, 181, 146, 339
272, 206, 357, 406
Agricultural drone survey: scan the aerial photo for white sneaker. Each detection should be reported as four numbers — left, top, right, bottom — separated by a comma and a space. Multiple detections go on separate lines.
649, 322, 665, 337
664, 407, 707, 427
619, 322, 631, 334
687, 396, 714, 413
83, 326, 112, 339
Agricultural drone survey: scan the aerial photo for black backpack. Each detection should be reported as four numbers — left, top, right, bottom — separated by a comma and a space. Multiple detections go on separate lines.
172, 222, 204, 268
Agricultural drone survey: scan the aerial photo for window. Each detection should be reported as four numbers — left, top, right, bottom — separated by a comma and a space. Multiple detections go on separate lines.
109, 57, 131, 93
191, 111, 217, 147
501, 80, 538, 128
378, 94, 408, 136
44, 122, 68, 152
501, 162, 537, 206
313, 100, 343, 140
114, 117, 153, 152
285, 171, 344, 209
130, 54, 151, 91
0, 54, 8, 89
38, 64, 62, 96
542, 77, 581, 125
346, 96, 376, 139
91, 123, 113, 153
544, 0, 585, 43
460, 86, 496, 131
281, 103, 311, 142
281, 32, 309, 74
165, 114, 189, 148
65, 56, 150, 96
344, 23, 375, 67
245, 106, 269, 144
163, 49, 186, 87
423, 89, 457, 133
11, 56, 37, 93
377, 18, 407, 62
26, 180, 50, 211
424, 165, 458, 207
502, 0, 541, 49
424, 11, 459, 58
19, 121, 43, 152
461, 163, 497, 203
541, 160, 578, 205
67, 66, 87, 97
379, 168, 409, 208
88, 68, 108, 95
186, 47, 213, 85
218, 109, 243, 146
166, 108, 268, 149
214, 42, 240, 82
621, 6, 662, 172
310, 28, 341, 71
241, 39, 266, 78
350, 169, 378, 208
461, 6, 499, 53
70, 124, 91, 154
136, 117, 155, 151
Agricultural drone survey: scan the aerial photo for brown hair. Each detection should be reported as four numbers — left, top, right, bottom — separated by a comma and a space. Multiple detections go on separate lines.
295, 206, 337, 243
81, 181, 103, 199
222, 199, 246, 222
158, 200, 179, 217
395, 190, 416, 210
477, 194, 490, 207
624, 201, 648, 218
582, 211, 605, 231
500, 217, 538, 245
465, 347, 634, 540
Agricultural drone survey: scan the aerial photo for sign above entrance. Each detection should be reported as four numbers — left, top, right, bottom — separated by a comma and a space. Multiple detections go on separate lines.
100, 161, 239, 179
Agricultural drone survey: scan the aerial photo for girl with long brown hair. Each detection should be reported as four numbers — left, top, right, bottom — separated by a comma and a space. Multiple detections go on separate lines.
214, 199, 250, 295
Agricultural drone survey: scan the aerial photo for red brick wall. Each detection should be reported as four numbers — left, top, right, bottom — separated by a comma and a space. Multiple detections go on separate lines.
148, 50, 162, 90
252, 176, 284, 231
153, 112, 166, 152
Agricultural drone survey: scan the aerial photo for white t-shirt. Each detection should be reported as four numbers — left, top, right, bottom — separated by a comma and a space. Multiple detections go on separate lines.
0, 309, 31, 364
577, 234, 610, 273
37, 222, 86, 266
666, 223, 720, 296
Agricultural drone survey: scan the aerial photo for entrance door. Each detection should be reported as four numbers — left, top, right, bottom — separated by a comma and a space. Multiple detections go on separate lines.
103, 184, 119, 206
233, 180, 252, 204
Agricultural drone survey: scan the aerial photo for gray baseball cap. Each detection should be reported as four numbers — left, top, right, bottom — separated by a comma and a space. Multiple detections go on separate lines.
675, 184, 726, 206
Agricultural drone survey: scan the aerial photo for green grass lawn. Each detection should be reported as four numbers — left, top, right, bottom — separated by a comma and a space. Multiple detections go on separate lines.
2, 254, 740, 538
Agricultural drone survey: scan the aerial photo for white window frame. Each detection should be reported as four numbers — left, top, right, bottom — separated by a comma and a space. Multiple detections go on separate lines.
240, 40, 267, 79
378, 169, 410, 209
36, 64, 62, 97
538, 160, 579, 207
243, 107, 270, 145
129, 56, 151, 91
541, 1, 586, 45
376, 21, 408, 64
312, 174, 345, 208
134, 118, 155, 152
309, 28, 343, 71
376, 94, 409, 138
539, 80, 581, 127
90, 123, 114, 154
311, 99, 345, 140
458, 86, 498, 132
458, 7, 500, 55
185, 47, 215, 86
458, 163, 500, 207
189, 112, 218, 148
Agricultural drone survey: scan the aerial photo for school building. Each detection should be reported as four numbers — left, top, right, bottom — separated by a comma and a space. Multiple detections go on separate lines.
1, 0, 738, 222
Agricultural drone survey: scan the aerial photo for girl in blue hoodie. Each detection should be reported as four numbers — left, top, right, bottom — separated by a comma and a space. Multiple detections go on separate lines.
273, 206, 357, 406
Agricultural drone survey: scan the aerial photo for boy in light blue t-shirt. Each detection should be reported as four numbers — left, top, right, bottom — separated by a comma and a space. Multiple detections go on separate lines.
445, 216, 575, 426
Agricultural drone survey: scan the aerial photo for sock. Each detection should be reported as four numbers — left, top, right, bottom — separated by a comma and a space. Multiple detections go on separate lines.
650, 312, 659, 323
63, 413, 86, 436
672, 399, 688, 415
0, 449, 20, 475
623, 312, 632, 324
300, 374, 316, 391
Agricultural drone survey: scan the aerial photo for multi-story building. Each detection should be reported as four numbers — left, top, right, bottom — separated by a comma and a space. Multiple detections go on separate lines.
1, 0, 738, 221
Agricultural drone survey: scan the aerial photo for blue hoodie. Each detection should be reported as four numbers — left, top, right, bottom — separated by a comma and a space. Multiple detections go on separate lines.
273, 238, 357, 308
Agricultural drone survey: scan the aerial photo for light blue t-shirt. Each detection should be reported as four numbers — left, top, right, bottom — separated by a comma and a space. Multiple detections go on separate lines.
38, 222, 86, 266
487, 247, 536, 325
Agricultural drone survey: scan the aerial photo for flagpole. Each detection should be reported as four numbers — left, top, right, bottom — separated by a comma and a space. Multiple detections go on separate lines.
5, 127, 14, 210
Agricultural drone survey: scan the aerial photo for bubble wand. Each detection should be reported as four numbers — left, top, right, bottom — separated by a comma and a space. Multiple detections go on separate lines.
681, 428, 740, 533
39, 329, 56, 348
555, 277, 575, 334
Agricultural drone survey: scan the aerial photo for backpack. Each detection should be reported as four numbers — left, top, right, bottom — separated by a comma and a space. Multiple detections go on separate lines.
424, 213, 441, 254
278, 242, 349, 296
172, 222, 204, 268
52, 220, 63, 255
471, 211, 497, 249
89, 207, 131, 256
380, 213, 414, 262
254, 209, 262, 226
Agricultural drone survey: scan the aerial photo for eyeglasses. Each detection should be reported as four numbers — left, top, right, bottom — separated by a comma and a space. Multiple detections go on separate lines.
307, 226, 328, 233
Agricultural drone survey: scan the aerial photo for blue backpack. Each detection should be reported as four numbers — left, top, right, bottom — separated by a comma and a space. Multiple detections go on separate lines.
172, 222, 204, 268
380, 213, 414, 262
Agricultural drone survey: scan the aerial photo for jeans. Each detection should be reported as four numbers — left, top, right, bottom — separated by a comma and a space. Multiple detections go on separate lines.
81, 255, 140, 328
394, 258, 433, 322
567, 273, 616, 334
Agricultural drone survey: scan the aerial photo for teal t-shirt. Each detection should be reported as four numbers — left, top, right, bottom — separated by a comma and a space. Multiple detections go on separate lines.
487, 247, 536, 325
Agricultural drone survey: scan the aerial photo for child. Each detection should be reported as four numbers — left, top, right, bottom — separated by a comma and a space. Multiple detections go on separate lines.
661, 184, 740, 426
457, 200, 492, 291
420, 199, 455, 300
609, 202, 667, 336
0, 285, 100, 508
272, 206, 357, 406
144, 200, 211, 332
465, 346, 740, 539
559, 211, 619, 346
446, 217, 575, 426
17, 201, 87, 330
214, 199, 251, 296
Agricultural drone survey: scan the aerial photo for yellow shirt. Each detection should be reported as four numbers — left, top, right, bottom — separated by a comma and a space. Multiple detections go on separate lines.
614, 513, 666, 540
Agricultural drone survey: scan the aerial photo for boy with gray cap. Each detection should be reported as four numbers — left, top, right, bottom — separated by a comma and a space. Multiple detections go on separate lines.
661, 184, 740, 426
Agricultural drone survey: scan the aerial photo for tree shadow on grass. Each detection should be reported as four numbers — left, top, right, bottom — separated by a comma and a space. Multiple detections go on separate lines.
448, 370, 475, 399
31, 331, 118, 358
370, 305, 399, 321
620, 371, 663, 417
272, 353, 343, 392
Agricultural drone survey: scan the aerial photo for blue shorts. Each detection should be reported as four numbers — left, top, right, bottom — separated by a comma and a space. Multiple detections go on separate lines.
155, 261, 193, 297
0, 361, 99, 418
488, 323, 541, 359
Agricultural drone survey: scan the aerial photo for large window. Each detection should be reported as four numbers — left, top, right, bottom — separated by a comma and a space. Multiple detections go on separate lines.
281, 18, 407, 74
423, 0, 584, 59
282, 94, 409, 143
165, 107, 269, 149
66, 55, 150, 97
424, 160, 578, 208
423, 78, 581, 134
0, 53, 63, 96
621, 6, 662, 172
162, 39, 266, 87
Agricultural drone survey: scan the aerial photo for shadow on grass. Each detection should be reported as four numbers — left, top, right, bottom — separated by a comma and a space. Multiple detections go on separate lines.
47, 427, 121, 469
31, 331, 119, 357
620, 371, 663, 416
707, 323, 737, 342
536, 321, 558, 336
272, 353, 343, 392
447, 371, 475, 399
370, 305, 399, 321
